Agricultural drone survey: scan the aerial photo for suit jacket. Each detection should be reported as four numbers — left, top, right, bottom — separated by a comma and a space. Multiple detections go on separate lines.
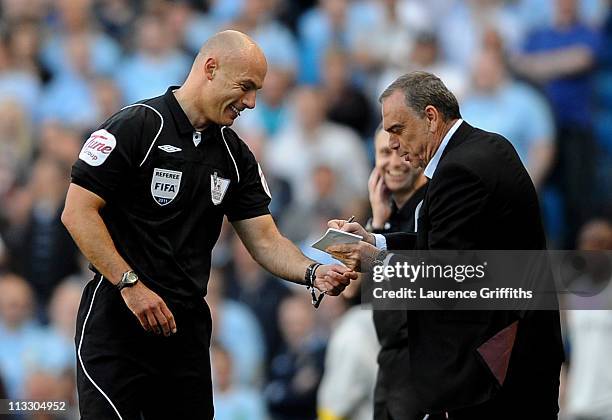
381, 122, 563, 414
372, 184, 426, 349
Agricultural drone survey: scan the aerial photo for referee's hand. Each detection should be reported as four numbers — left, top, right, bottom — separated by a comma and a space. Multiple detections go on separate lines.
313, 264, 357, 296
120, 282, 177, 336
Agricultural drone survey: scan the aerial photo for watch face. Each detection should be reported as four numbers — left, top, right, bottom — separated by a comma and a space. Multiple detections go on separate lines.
125, 271, 138, 284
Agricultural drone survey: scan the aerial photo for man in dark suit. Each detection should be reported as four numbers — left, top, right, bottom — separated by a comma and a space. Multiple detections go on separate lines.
328, 71, 563, 419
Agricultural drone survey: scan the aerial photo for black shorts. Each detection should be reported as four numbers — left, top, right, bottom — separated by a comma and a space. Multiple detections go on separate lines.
75, 275, 214, 420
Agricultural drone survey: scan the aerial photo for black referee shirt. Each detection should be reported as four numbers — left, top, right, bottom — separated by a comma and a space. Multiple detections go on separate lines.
71, 87, 272, 306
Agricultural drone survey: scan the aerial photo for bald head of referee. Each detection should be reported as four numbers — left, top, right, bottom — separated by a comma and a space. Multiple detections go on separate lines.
174, 30, 268, 128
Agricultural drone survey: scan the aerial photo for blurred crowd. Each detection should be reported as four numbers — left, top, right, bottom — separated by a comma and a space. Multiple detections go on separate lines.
0, 0, 610, 418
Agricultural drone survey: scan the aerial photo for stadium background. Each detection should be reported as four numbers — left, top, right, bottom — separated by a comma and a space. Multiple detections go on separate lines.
0, 0, 610, 418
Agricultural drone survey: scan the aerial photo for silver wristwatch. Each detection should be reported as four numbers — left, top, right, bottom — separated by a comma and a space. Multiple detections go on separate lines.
117, 270, 139, 291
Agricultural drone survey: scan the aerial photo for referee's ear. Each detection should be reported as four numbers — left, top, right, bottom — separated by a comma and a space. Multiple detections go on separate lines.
204, 57, 218, 81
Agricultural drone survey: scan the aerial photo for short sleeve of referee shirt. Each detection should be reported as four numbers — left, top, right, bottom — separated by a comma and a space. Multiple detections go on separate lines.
220, 127, 272, 222
71, 105, 160, 203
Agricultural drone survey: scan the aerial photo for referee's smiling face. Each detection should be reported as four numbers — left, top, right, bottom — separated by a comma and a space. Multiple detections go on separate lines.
206, 50, 267, 126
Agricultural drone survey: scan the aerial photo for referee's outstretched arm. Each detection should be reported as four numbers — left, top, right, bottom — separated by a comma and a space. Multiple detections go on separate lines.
232, 214, 356, 295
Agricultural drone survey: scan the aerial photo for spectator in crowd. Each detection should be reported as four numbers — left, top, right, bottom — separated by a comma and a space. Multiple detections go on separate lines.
513, 0, 603, 246
281, 163, 345, 243
317, 279, 379, 420
1, 0, 50, 22
0, 273, 44, 398
0, 26, 42, 114
321, 48, 374, 138
227, 238, 291, 367
518, 0, 608, 31
234, 132, 293, 220
209, 0, 248, 24
565, 219, 612, 419
439, 0, 526, 71
19, 279, 83, 420
229, 0, 299, 75
297, 0, 380, 84
42, 279, 83, 374
37, 121, 83, 167
0, 100, 34, 199
38, 35, 101, 129
601, 5, 612, 67
235, 65, 295, 139
377, 30, 468, 125
4, 157, 79, 318
212, 343, 269, 420
297, 200, 346, 267
462, 48, 556, 190
593, 5, 612, 216
5, 17, 51, 85
93, 0, 137, 45
166, 0, 219, 56
268, 86, 370, 206
223, 0, 300, 143
91, 77, 123, 123
23, 370, 78, 420
264, 292, 327, 420
115, 13, 191, 104
41, 0, 121, 78
351, 0, 431, 97
207, 267, 266, 386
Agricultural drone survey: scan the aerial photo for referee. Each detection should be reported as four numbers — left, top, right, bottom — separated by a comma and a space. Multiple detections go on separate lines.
62, 30, 356, 420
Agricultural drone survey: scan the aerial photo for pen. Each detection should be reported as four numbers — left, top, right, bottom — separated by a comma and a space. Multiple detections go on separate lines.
346, 215, 355, 223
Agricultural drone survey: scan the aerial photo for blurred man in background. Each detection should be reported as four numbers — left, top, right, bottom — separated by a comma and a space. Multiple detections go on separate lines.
513, 0, 603, 246
565, 219, 612, 419
367, 126, 428, 419
462, 47, 555, 190
367, 126, 427, 234
265, 293, 327, 420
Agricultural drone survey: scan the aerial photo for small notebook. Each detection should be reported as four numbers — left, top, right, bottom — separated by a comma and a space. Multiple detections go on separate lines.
311, 228, 363, 252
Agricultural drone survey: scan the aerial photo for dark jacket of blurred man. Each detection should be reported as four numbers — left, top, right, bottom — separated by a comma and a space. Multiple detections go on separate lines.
366, 127, 428, 418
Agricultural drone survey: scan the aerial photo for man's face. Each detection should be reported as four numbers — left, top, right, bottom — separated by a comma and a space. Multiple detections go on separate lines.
382, 90, 430, 169
295, 87, 326, 131
206, 52, 266, 126
472, 50, 504, 92
374, 129, 420, 193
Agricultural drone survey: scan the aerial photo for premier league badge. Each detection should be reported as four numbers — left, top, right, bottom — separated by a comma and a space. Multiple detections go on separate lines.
151, 168, 182, 206
211, 171, 230, 205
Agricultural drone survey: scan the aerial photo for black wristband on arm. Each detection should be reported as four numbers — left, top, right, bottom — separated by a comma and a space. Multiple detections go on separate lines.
305, 262, 325, 308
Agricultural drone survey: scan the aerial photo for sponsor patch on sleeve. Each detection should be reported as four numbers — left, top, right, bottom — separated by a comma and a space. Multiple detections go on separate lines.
79, 129, 117, 166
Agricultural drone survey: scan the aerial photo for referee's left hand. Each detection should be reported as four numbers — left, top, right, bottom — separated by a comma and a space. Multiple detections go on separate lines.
313, 264, 357, 296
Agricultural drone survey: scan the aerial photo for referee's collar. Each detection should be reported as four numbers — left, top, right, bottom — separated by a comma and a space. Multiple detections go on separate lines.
164, 86, 196, 135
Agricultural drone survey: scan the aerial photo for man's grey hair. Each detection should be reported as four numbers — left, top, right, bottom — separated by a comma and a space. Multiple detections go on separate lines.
379, 71, 461, 121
